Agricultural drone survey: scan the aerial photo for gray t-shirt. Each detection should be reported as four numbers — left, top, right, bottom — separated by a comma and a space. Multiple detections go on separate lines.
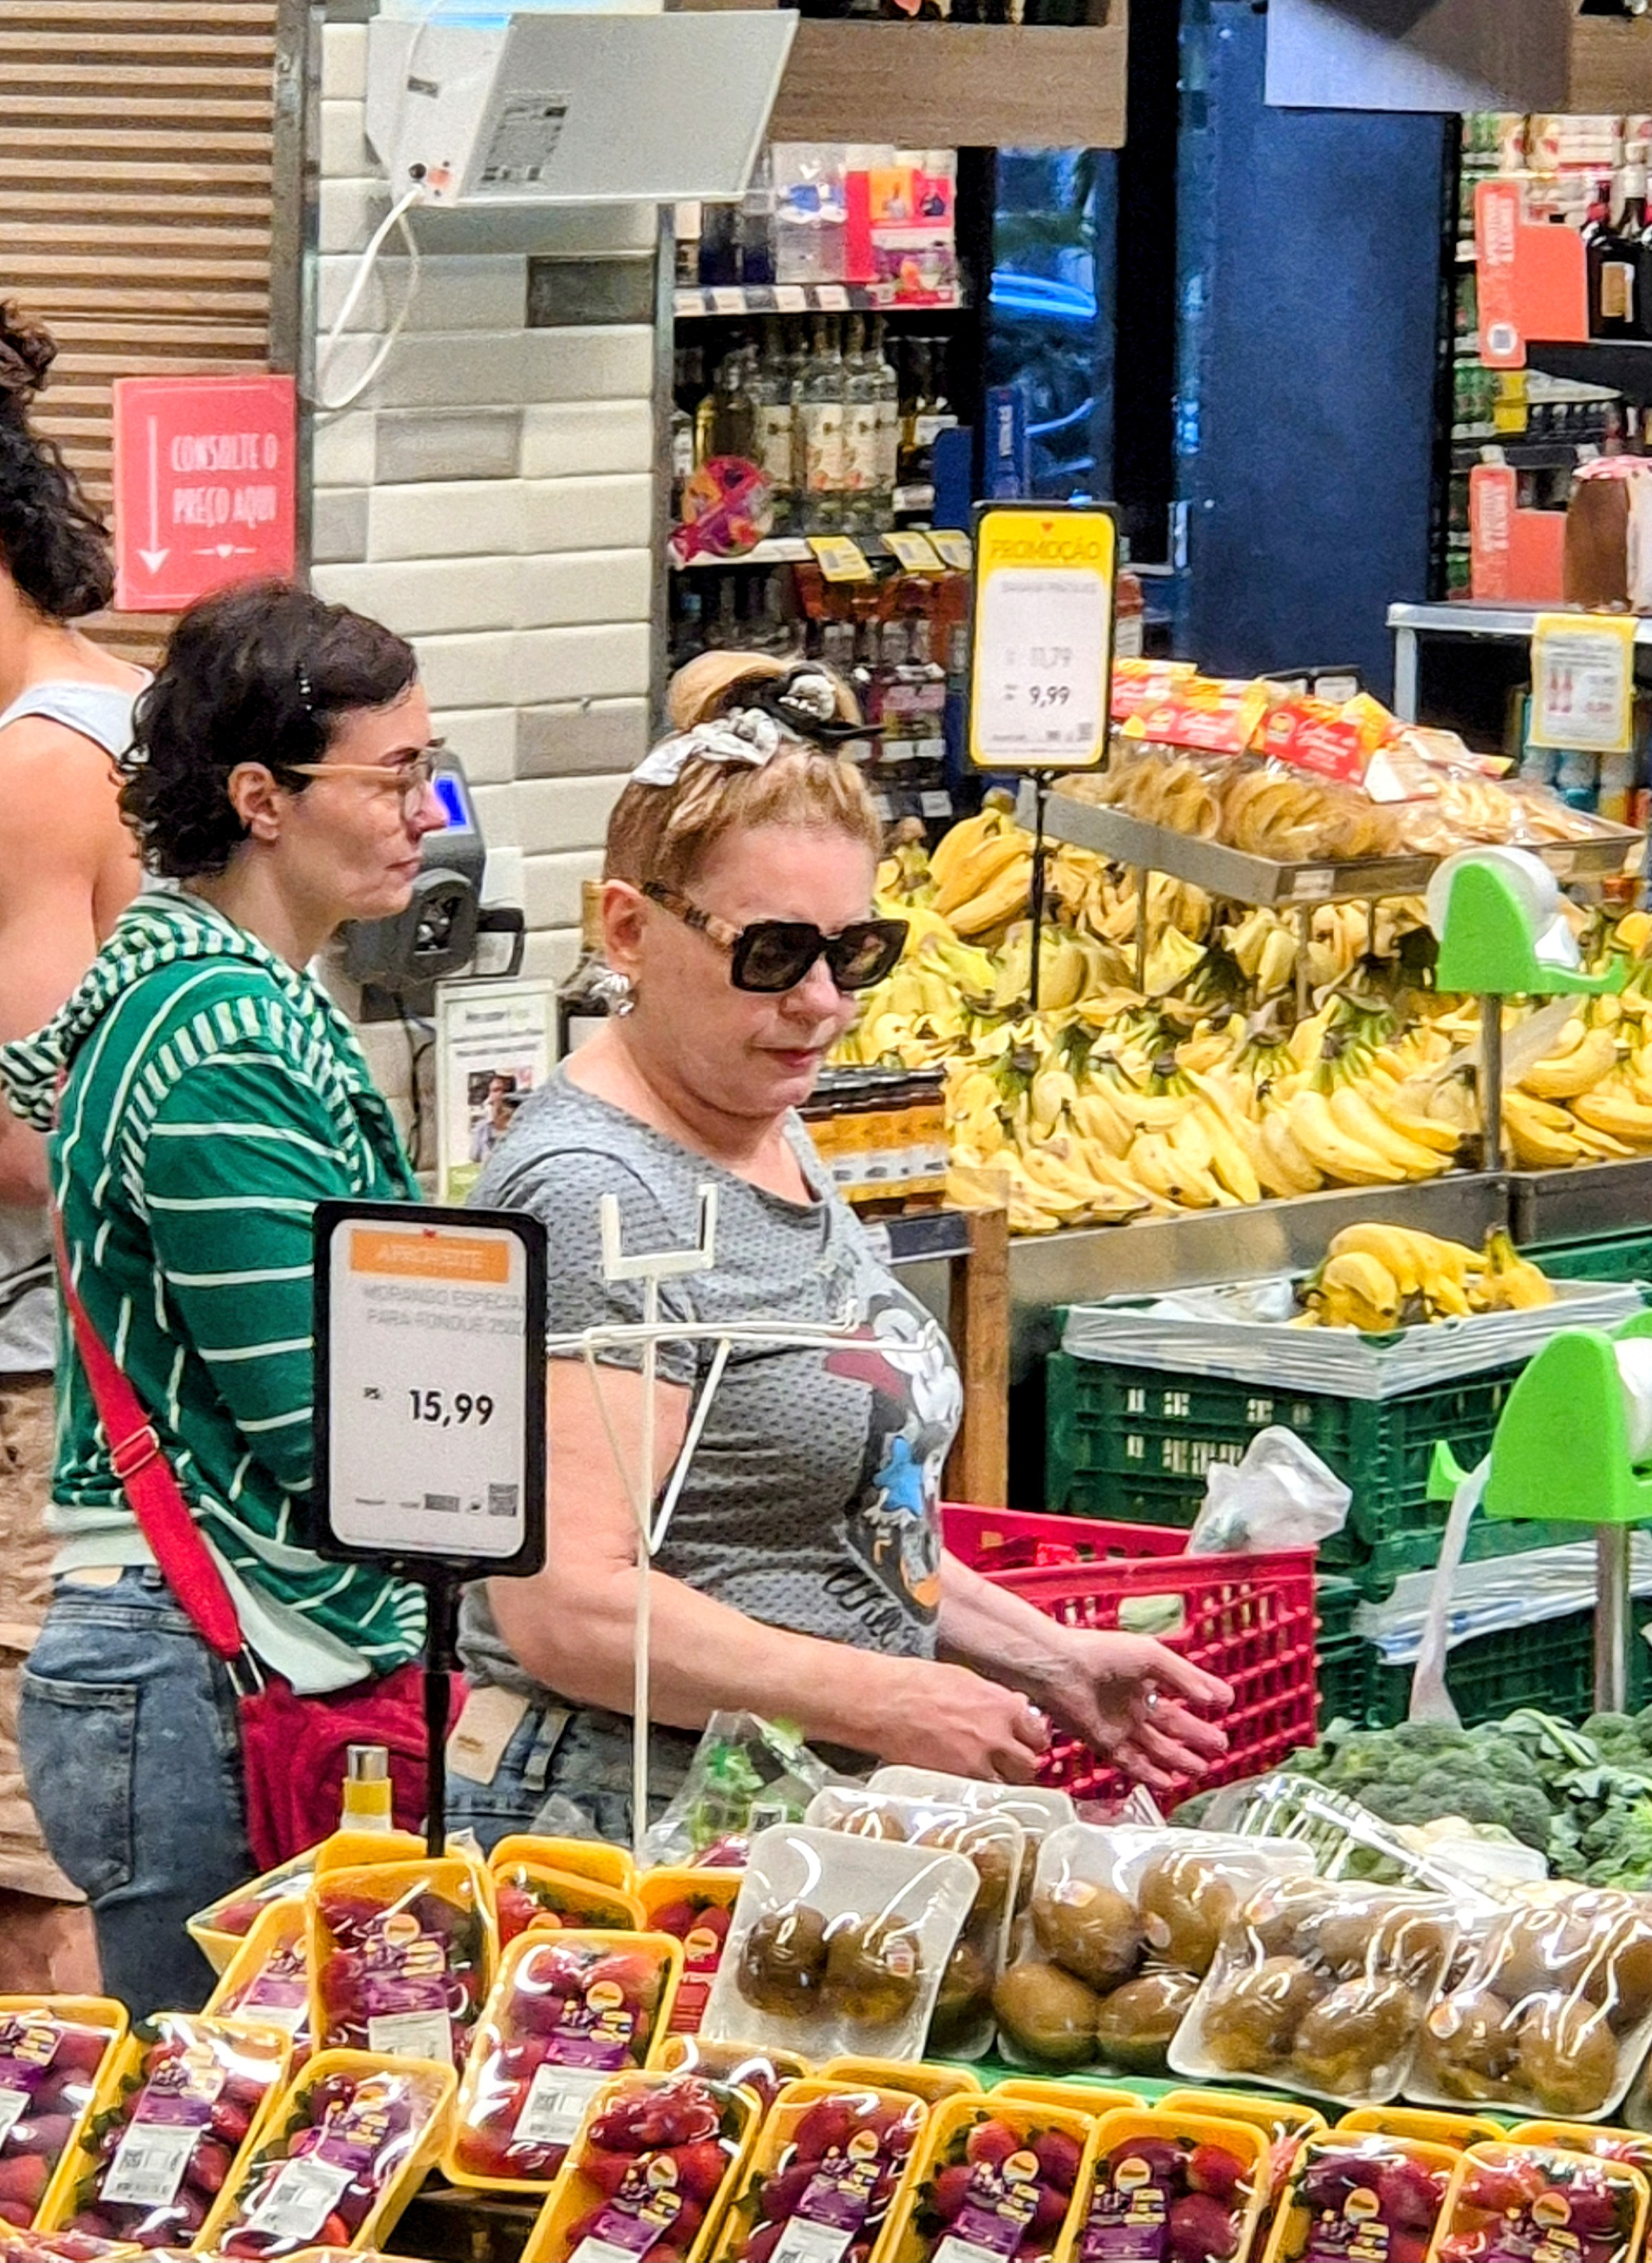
460, 1070, 962, 1719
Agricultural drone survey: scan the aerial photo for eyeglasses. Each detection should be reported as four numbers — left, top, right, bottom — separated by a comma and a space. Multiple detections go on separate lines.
643, 881, 908, 995
284, 744, 443, 820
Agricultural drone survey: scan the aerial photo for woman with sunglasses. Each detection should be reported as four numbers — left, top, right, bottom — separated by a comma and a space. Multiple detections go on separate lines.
450, 653, 1231, 1848
0, 577, 446, 2010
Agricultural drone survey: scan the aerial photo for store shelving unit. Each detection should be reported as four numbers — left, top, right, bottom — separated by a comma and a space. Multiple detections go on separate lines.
1389, 597, 1652, 737
674, 285, 965, 321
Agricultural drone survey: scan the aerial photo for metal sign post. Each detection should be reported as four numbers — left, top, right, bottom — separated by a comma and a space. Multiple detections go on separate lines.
310, 1200, 547, 1854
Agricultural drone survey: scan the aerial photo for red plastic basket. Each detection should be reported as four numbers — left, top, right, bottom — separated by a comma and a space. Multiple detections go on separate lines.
941, 1504, 1318, 1807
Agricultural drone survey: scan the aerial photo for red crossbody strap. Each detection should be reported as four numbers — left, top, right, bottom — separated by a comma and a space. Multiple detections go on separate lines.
51, 1210, 244, 1662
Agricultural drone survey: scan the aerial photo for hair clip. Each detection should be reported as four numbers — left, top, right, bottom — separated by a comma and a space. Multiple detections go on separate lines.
296, 667, 313, 710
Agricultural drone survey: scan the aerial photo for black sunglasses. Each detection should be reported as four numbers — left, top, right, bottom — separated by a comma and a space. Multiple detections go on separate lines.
643, 882, 908, 994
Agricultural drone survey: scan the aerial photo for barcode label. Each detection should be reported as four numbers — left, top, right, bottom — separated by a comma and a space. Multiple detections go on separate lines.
422, 1492, 460, 1515
103, 2124, 200, 2208
367, 2010, 452, 2065
571, 2242, 650, 2263
244, 2157, 354, 2242
774, 2224, 855, 2263
513, 2063, 605, 2146
487, 1483, 519, 1519
0, 2093, 27, 2148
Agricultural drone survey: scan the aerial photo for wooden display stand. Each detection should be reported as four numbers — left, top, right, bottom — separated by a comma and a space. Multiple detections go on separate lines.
943, 1205, 1011, 1509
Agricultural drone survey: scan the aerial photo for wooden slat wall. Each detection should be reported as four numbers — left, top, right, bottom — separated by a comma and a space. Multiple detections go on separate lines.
0, 0, 282, 661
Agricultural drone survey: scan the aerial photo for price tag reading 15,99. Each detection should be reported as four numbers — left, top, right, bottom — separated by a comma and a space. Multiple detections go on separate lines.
311, 1201, 547, 1579
967, 502, 1117, 773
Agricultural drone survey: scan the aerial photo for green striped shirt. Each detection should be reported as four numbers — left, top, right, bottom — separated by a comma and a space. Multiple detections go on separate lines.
0, 891, 425, 1686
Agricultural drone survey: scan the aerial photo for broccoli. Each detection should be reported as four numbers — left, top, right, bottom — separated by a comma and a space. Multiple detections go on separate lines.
1359, 1767, 1555, 1852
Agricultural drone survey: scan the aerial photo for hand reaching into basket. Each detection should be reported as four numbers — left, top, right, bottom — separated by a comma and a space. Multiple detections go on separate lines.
1042, 1632, 1232, 1793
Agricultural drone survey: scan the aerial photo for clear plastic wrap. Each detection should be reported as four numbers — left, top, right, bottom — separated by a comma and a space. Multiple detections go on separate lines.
38, 2014, 291, 2249
639, 1875, 745, 2041
1426, 2141, 1649, 2263
711, 2077, 926, 2263
641, 1716, 838, 1870
189, 1856, 319, 1977
0, 2002, 126, 2231
882, 2093, 1090, 2263
520, 2074, 755, 2263
1157, 2098, 1326, 2204
1169, 1877, 1457, 2109
446, 1931, 683, 2190
993, 1827, 1313, 2081
1066, 2104, 1267, 2263
818, 2064, 980, 2109
1410, 1889, 1652, 2122
1261, 2133, 1453, 2263
202, 2050, 455, 2260
805, 1791, 1024, 2063
490, 1863, 647, 1950
308, 1859, 496, 2069
865, 1776, 1074, 1916
655, 2043, 811, 2120
209, 1905, 314, 2055
703, 1825, 978, 2065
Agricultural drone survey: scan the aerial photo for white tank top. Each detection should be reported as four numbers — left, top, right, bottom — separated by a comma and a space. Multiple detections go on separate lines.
0, 678, 141, 1372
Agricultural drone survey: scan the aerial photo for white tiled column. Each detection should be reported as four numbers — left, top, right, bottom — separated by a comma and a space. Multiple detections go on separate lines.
310, 5, 661, 989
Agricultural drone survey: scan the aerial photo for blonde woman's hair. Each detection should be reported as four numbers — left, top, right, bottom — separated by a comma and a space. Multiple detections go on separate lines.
606, 651, 882, 893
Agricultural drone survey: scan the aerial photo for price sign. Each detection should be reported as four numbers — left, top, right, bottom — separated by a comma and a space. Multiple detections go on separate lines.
807, 533, 873, 583
930, 529, 973, 571
967, 501, 1117, 772
883, 529, 943, 573
311, 1202, 546, 1579
1529, 612, 1638, 753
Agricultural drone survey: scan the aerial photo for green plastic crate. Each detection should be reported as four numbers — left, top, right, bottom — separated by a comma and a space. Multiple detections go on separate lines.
1316, 1576, 1362, 1649
1046, 1349, 1580, 1599
1316, 1604, 1651, 1732
1524, 1232, 1652, 1287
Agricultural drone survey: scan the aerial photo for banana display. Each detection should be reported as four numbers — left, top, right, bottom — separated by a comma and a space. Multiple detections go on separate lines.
840, 807, 1652, 1237
1300, 1225, 1554, 1331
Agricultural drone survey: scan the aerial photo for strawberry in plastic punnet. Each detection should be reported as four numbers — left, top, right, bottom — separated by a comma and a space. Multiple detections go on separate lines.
726, 2085, 921, 2263
0, 2009, 121, 2229
312, 1864, 490, 2068
535, 2076, 750, 2263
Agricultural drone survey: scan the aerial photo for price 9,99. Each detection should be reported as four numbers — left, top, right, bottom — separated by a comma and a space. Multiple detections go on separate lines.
409, 1390, 494, 1427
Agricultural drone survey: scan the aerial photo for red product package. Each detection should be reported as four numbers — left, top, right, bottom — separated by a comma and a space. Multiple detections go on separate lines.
310, 1859, 494, 2070
207, 2052, 455, 2260
721, 2080, 924, 2263
524, 2075, 753, 2263
448, 1933, 683, 2188
47, 2014, 290, 2249
0, 2002, 125, 2230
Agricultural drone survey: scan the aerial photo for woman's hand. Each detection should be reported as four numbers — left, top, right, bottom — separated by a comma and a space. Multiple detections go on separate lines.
1037, 1632, 1232, 1794
877, 1660, 1052, 1784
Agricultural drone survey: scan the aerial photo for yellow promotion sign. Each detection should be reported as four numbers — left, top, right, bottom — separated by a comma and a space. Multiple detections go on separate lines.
967, 502, 1117, 772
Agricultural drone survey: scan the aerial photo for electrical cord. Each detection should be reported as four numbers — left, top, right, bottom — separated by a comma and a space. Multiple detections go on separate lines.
314, 183, 426, 413
398, 1000, 435, 1171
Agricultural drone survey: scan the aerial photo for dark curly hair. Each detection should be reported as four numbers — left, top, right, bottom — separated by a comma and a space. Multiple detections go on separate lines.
120, 577, 418, 879
0, 301, 115, 619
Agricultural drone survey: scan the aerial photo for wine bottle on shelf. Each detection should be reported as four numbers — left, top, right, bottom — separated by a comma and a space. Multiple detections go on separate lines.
871, 316, 901, 522
842, 313, 881, 532
799, 317, 847, 532
752, 321, 796, 531
701, 348, 759, 463
1591, 168, 1649, 340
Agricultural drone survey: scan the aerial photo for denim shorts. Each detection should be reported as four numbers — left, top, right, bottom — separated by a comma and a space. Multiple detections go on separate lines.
448, 1697, 699, 1852
20, 1567, 255, 2013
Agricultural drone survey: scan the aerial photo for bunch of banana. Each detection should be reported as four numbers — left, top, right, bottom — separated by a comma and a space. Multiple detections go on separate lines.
1301, 1226, 1555, 1329
929, 804, 1036, 939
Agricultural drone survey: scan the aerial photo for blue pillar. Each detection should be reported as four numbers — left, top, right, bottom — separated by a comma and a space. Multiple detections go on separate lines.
1173, 0, 1449, 698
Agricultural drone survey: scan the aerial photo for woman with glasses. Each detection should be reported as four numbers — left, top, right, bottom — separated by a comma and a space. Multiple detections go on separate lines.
0, 577, 446, 2010
450, 652, 1232, 1850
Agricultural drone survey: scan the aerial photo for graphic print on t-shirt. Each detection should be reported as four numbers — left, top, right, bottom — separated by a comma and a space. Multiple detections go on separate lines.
825, 1280, 961, 1627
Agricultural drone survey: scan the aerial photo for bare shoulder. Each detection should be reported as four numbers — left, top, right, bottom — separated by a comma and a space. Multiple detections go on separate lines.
0, 713, 125, 858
